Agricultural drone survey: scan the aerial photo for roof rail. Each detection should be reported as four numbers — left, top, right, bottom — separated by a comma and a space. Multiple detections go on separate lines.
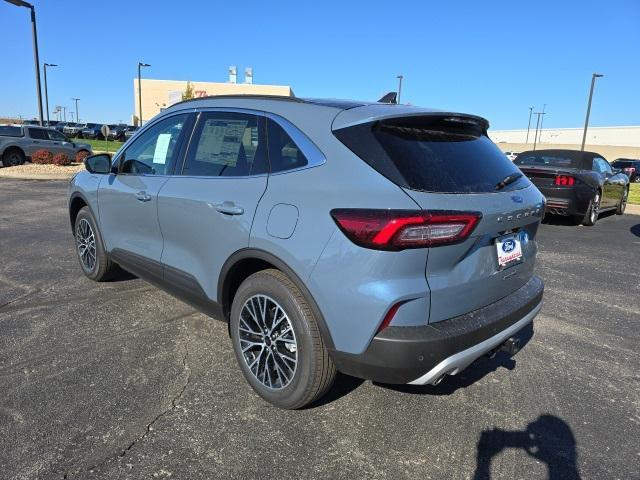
169, 94, 304, 108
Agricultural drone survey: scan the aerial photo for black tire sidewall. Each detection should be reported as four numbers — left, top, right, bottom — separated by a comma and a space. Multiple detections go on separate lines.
230, 271, 319, 409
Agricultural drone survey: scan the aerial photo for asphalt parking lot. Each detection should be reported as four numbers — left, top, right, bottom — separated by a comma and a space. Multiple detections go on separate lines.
1, 179, 639, 480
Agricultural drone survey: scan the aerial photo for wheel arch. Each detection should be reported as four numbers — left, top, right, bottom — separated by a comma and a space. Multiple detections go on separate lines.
69, 192, 95, 232
2, 144, 26, 160
218, 248, 336, 350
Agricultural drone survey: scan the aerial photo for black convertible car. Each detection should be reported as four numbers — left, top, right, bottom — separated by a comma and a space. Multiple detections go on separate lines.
514, 149, 629, 226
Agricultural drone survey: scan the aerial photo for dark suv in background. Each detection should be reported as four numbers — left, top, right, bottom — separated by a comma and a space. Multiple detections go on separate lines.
611, 158, 640, 182
81, 123, 105, 140
106, 124, 129, 142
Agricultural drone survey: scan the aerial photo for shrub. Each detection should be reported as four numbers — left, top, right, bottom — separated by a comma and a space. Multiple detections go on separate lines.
31, 149, 53, 164
52, 153, 71, 166
75, 150, 90, 164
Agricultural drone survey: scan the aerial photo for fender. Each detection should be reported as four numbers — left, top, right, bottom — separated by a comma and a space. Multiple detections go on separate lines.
68, 191, 97, 231
218, 248, 336, 350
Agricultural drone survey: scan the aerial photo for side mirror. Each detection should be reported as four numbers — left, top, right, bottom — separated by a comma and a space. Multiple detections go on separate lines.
84, 153, 112, 174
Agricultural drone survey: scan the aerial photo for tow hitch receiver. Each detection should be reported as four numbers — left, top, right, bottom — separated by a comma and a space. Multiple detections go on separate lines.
486, 336, 521, 359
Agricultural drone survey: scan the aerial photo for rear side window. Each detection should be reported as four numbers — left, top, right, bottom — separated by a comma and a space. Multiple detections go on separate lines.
182, 112, 267, 177
334, 116, 528, 193
28, 128, 48, 140
266, 119, 308, 173
0, 126, 23, 136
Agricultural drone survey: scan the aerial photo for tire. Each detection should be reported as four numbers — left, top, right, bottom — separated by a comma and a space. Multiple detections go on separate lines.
2, 148, 25, 167
616, 188, 628, 215
230, 269, 336, 409
581, 190, 601, 226
74, 207, 117, 281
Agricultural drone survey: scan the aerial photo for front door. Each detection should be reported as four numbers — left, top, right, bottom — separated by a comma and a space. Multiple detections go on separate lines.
158, 111, 269, 301
98, 113, 192, 267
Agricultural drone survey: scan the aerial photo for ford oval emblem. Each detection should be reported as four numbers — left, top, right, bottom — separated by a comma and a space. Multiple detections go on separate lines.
511, 195, 523, 203
502, 239, 516, 253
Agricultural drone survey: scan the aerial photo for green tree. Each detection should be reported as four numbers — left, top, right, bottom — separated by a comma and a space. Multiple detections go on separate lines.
182, 81, 194, 101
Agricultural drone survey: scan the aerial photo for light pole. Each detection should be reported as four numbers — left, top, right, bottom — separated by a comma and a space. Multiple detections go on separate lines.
62, 106, 67, 122
538, 104, 547, 143
581, 73, 603, 151
5, 0, 44, 125
72, 98, 80, 123
43, 63, 57, 125
396, 75, 403, 104
532, 111, 545, 151
525, 106, 534, 143
138, 62, 151, 126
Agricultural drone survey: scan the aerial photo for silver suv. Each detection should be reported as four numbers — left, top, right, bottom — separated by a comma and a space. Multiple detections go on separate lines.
69, 95, 544, 409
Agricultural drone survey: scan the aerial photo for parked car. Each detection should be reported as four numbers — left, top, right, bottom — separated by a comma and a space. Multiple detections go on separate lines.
22, 119, 40, 126
69, 95, 545, 409
54, 121, 70, 133
504, 151, 519, 161
514, 149, 629, 225
81, 123, 105, 140
106, 124, 129, 142
63, 123, 84, 138
611, 158, 640, 183
0, 124, 92, 166
123, 126, 139, 141
44, 120, 59, 128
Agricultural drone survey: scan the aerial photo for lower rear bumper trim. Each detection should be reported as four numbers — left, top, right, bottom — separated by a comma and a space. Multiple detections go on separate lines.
408, 301, 541, 385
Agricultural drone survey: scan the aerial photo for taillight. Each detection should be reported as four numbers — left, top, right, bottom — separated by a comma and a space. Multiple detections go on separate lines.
554, 175, 575, 186
330, 209, 481, 251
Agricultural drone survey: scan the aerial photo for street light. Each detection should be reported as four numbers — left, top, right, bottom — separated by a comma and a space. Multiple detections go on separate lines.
43, 63, 57, 125
581, 73, 604, 151
538, 104, 547, 143
4, 0, 44, 125
396, 75, 403, 104
532, 111, 546, 151
138, 62, 151, 126
525, 106, 534, 143
72, 98, 80, 123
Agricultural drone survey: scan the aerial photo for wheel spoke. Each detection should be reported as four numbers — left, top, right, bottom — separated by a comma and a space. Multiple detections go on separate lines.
238, 294, 297, 390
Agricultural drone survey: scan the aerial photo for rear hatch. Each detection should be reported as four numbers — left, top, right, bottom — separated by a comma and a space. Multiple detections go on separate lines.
333, 112, 544, 323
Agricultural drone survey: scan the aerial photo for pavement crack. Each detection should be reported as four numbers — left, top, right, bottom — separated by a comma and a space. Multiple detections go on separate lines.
63, 329, 194, 478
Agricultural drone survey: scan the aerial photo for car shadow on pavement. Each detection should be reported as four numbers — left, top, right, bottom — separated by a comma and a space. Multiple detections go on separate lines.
630, 223, 640, 237
375, 323, 534, 397
542, 210, 616, 226
307, 373, 365, 408
473, 414, 581, 479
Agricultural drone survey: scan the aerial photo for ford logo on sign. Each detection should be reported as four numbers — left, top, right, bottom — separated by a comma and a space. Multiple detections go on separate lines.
502, 239, 516, 253
511, 195, 523, 203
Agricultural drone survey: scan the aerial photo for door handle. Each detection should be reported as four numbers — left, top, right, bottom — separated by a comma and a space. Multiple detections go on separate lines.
135, 191, 152, 202
215, 201, 244, 215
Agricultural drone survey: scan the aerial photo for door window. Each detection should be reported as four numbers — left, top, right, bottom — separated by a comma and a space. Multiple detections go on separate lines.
266, 118, 308, 173
28, 128, 49, 140
47, 129, 67, 141
121, 114, 189, 175
182, 112, 267, 177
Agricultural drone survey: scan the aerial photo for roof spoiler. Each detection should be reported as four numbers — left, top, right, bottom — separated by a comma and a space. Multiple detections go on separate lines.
377, 92, 397, 104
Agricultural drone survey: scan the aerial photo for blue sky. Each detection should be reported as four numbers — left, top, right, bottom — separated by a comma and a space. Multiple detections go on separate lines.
1, 0, 639, 129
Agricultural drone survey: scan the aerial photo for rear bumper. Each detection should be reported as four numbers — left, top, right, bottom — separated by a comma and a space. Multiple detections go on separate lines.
537, 186, 592, 216
331, 275, 544, 384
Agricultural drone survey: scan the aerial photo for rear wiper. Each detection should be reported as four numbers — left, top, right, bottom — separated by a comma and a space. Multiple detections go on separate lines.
495, 172, 523, 190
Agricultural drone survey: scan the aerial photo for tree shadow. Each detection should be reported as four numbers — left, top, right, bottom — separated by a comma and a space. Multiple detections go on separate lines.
375, 322, 534, 397
631, 223, 640, 238
473, 414, 581, 479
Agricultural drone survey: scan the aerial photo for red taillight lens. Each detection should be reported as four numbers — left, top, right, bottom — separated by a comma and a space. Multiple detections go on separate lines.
554, 175, 575, 186
330, 209, 481, 251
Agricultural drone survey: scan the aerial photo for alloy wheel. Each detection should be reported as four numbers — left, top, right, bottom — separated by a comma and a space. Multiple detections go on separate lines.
590, 193, 600, 224
76, 218, 97, 272
238, 295, 298, 390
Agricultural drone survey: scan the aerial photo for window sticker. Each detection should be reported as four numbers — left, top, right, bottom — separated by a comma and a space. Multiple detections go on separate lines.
196, 120, 248, 166
153, 133, 172, 165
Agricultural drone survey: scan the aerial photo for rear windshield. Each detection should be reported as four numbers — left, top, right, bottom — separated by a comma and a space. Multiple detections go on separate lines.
0, 126, 23, 136
612, 160, 638, 168
515, 153, 581, 168
334, 116, 529, 193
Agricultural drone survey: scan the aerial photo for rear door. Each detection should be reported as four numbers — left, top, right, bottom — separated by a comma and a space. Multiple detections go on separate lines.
594, 157, 620, 207
98, 112, 192, 265
334, 115, 545, 322
157, 110, 269, 302
25, 127, 55, 156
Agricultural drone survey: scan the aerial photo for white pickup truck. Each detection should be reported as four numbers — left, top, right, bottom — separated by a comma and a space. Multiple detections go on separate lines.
0, 124, 93, 167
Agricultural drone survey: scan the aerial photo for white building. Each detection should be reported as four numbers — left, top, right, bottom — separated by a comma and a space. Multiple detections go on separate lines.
489, 126, 640, 147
